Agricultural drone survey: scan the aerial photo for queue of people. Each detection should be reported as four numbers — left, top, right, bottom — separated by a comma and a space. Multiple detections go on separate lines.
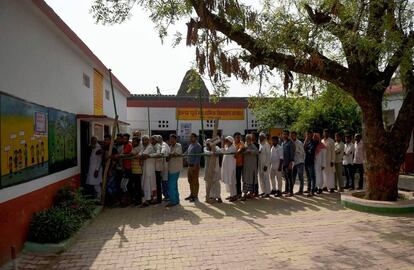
85, 129, 364, 207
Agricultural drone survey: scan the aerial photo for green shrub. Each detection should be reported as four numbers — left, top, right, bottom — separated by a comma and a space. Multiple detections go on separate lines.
28, 185, 97, 243
28, 207, 83, 243
54, 185, 97, 220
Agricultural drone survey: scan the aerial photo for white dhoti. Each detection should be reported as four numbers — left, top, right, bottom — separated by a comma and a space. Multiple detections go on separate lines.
314, 148, 326, 189
323, 169, 335, 189
142, 164, 156, 201
258, 170, 271, 194
225, 183, 237, 197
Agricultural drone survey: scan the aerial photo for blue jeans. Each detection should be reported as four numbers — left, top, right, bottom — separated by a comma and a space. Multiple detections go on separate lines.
305, 163, 316, 192
168, 172, 180, 205
292, 163, 305, 193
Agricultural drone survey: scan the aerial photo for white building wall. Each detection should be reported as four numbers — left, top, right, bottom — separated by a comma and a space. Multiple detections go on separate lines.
127, 106, 257, 137
0, 0, 129, 202
103, 78, 128, 122
127, 107, 151, 134
0, 1, 94, 115
383, 93, 413, 154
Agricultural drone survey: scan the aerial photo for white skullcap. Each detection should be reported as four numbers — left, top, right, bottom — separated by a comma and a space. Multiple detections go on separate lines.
225, 136, 234, 143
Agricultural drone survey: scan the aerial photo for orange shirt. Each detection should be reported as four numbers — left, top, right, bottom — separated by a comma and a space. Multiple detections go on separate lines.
234, 141, 244, 167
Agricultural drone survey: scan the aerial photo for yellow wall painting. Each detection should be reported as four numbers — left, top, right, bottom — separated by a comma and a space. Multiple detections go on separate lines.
0, 94, 49, 188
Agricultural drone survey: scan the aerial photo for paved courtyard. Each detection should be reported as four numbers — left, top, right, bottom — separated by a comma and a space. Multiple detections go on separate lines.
4, 170, 414, 270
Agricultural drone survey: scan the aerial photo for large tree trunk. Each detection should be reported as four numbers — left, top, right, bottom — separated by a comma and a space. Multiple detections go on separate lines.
357, 91, 409, 201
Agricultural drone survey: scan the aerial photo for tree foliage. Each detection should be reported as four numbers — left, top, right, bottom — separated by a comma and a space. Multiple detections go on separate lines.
91, 0, 414, 201
251, 85, 362, 136
291, 86, 362, 135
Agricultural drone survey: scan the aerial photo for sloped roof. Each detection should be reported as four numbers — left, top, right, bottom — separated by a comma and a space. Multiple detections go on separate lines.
177, 69, 210, 97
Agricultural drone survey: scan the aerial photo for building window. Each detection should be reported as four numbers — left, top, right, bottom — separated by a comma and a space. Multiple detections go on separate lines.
158, 120, 169, 128
251, 119, 258, 128
83, 73, 90, 88
206, 120, 216, 128
105, 89, 110, 101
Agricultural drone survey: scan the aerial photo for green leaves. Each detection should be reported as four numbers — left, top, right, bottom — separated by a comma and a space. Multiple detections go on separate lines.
28, 186, 97, 243
250, 84, 362, 135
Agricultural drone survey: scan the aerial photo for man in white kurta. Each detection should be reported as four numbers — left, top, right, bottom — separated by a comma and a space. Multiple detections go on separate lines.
141, 136, 156, 206
313, 133, 326, 194
221, 136, 237, 201
258, 133, 271, 198
270, 136, 283, 197
322, 129, 336, 192
204, 139, 222, 203
86, 137, 103, 199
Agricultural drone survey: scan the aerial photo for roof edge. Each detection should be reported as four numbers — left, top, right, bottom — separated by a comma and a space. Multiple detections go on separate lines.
31, 0, 131, 97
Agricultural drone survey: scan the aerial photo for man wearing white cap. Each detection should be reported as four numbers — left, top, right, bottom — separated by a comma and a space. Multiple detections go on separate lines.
221, 136, 237, 202
258, 133, 271, 198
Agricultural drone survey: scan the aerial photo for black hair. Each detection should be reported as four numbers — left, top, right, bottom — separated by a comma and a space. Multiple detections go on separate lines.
291, 131, 297, 136
271, 136, 279, 141
123, 133, 130, 139
104, 134, 111, 140
283, 129, 290, 135
233, 132, 242, 137
191, 133, 198, 138
170, 134, 178, 139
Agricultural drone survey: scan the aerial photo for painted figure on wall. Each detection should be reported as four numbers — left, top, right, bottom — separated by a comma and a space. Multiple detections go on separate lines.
24, 144, 28, 168
30, 145, 35, 165
0, 94, 49, 188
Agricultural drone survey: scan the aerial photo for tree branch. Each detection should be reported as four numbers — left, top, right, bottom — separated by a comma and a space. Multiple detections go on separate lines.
383, 31, 414, 82
190, 0, 351, 91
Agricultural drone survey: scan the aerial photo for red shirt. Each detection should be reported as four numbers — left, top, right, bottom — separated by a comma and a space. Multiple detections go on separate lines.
122, 143, 133, 170
234, 141, 244, 166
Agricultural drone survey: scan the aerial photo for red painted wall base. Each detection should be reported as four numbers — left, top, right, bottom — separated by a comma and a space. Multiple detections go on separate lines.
0, 174, 80, 266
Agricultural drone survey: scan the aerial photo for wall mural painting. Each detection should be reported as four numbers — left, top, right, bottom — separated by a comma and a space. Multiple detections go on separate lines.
0, 94, 49, 188
0, 93, 78, 188
48, 108, 77, 173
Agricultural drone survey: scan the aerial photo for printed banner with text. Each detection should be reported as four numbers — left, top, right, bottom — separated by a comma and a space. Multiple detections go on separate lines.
176, 108, 245, 120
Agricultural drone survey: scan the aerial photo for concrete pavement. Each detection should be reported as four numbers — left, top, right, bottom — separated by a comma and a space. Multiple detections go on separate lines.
2, 171, 414, 270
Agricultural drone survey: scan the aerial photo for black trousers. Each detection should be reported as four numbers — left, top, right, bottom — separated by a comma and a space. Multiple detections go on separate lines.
236, 166, 243, 196
354, 164, 364, 189
155, 171, 162, 203
130, 173, 142, 204
344, 164, 354, 188
283, 165, 294, 193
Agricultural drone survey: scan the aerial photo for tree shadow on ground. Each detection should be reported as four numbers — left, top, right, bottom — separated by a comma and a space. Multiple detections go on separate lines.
306, 217, 414, 269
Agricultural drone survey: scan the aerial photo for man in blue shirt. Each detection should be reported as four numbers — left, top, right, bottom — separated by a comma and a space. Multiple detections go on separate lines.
185, 133, 203, 202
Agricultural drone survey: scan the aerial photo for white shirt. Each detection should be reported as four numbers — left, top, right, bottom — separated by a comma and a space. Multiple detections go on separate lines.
354, 140, 364, 164
270, 144, 283, 169
259, 142, 271, 169
322, 137, 335, 167
161, 142, 170, 180
334, 141, 345, 163
343, 142, 354, 165
292, 139, 305, 165
168, 143, 183, 173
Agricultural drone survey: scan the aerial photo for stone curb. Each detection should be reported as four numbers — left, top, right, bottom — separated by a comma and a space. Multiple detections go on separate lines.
23, 205, 103, 254
341, 192, 414, 214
